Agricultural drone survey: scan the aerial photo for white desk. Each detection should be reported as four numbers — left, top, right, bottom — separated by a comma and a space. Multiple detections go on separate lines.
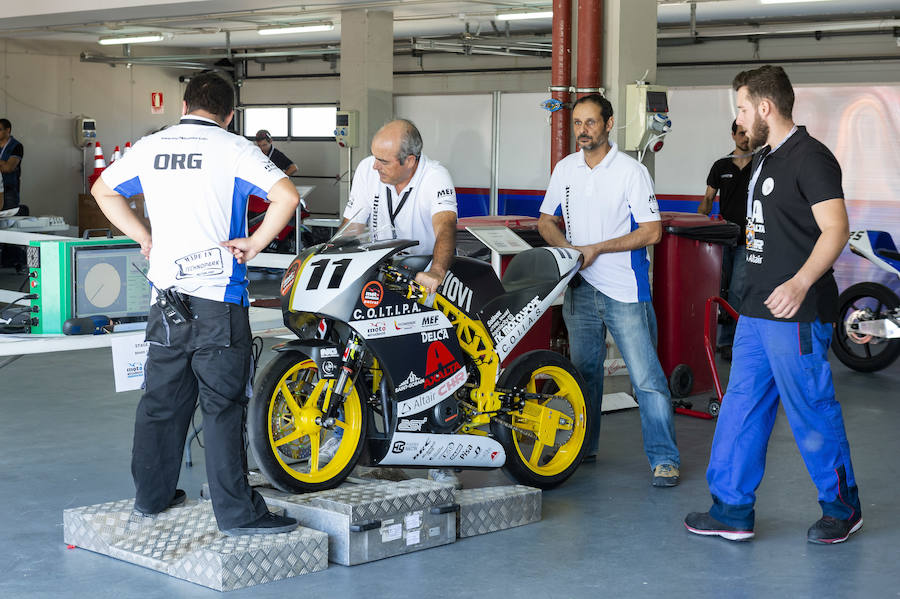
0, 306, 289, 367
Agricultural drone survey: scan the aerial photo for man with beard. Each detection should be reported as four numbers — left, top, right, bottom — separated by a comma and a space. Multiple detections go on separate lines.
537, 93, 680, 487
685, 65, 861, 544
697, 121, 753, 359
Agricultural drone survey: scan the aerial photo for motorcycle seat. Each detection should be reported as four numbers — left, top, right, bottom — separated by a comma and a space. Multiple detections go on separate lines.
500, 248, 565, 294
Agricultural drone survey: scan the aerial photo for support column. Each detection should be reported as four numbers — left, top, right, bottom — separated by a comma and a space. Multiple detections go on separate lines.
339, 9, 393, 213
602, 0, 658, 174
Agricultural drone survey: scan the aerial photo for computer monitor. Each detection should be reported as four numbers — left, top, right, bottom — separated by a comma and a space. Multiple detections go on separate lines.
72, 245, 151, 320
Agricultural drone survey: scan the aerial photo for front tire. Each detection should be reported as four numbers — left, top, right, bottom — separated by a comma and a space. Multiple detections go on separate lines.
832, 282, 900, 372
491, 350, 591, 489
248, 351, 367, 493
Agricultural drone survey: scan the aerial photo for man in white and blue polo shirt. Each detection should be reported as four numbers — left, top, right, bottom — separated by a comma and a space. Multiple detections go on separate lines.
538, 93, 680, 488
92, 73, 300, 536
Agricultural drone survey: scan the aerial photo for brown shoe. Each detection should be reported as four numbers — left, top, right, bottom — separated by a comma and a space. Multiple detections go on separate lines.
652, 464, 680, 487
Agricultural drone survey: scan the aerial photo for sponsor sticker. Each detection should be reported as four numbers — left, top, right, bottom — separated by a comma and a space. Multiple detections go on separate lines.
398, 417, 428, 432
396, 371, 425, 392
281, 261, 299, 296
424, 340, 462, 389
361, 280, 384, 309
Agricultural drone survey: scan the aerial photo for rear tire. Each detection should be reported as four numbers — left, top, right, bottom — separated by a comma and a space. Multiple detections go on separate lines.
248, 351, 367, 493
832, 282, 900, 372
491, 350, 591, 489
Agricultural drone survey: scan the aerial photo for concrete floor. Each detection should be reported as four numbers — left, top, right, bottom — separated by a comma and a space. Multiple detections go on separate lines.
1, 266, 899, 598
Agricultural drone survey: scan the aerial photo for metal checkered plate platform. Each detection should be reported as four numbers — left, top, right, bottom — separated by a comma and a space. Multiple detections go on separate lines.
261, 479, 458, 566
454, 485, 542, 538
63, 498, 328, 591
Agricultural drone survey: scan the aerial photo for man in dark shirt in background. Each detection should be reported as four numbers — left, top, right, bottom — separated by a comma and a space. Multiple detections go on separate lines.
698, 120, 752, 359
254, 130, 298, 176
0, 118, 24, 210
685, 65, 862, 545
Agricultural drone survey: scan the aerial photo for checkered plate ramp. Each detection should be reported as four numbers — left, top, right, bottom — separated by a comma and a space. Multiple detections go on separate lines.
266, 478, 456, 521
63, 499, 328, 591
454, 485, 542, 538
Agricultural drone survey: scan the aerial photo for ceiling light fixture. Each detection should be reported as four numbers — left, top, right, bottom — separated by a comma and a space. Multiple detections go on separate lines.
496, 11, 554, 22
98, 33, 165, 45
759, 0, 833, 4
258, 22, 335, 36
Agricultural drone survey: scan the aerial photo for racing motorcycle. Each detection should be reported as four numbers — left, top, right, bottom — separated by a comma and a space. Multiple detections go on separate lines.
831, 230, 900, 372
247, 216, 590, 493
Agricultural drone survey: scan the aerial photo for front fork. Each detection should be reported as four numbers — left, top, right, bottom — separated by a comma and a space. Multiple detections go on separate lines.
318, 333, 366, 430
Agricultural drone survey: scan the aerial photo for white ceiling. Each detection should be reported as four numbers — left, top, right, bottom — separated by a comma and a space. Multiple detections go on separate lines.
0, 0, 896, 49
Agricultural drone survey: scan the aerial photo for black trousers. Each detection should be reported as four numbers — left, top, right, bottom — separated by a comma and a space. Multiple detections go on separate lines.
132, 297, 268, 530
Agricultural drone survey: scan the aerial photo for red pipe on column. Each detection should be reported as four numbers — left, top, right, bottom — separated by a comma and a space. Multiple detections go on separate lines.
576, 0, 603, 99
550, 0, 572, 172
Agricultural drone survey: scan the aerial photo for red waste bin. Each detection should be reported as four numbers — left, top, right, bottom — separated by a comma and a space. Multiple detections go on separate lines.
652, 212, 741, 398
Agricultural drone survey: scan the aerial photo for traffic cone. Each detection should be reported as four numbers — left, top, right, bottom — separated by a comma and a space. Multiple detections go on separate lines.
110, 145, 121, 165
88, 142, 107, 188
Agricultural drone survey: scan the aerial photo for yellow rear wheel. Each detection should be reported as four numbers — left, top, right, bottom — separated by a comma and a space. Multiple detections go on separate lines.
248, 351, 367, 493
491, 350, 590, 489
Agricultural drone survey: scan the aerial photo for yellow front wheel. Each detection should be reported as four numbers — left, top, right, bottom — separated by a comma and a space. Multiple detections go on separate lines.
248, 351, 367, 493
490, 350, 591, 489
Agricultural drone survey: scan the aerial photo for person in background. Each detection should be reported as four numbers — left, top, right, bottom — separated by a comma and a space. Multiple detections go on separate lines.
254, 129, 298, 176
537, 93, 681, 488
92, 73, 301, 537
697, 120, 753, 360
684, 65, 862, 544
0, 118, 23, 210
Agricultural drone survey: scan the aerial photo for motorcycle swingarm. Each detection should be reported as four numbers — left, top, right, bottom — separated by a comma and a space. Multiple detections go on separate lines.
854, 317, 900, 339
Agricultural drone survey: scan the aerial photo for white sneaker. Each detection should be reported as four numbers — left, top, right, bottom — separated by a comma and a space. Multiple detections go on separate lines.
318, 436, 341, 464
428, 468, 462, 489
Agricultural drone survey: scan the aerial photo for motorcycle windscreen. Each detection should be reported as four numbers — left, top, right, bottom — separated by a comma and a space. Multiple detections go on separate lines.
348, 287, 468, 418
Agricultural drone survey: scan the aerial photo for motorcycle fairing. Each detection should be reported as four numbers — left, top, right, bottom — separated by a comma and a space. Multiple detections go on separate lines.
374, 432, 506, 468
478, 247, 582, 360
850, 230, 900, 276
437, 257, 506, 315
285, 239, 417, 321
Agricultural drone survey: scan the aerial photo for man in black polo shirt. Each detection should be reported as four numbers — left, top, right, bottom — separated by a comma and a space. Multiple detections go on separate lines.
698, 120, 752, 358
254, 130, 298, 176
685, 65, 862, 545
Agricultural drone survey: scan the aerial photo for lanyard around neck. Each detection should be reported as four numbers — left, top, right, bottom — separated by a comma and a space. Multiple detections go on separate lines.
386, 186, 413, 226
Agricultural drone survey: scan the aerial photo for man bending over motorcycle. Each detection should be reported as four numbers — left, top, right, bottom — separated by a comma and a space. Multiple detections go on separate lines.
340, 119, 460, 487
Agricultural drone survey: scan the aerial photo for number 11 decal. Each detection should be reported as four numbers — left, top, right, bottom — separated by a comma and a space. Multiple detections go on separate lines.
306, 258, 353, 290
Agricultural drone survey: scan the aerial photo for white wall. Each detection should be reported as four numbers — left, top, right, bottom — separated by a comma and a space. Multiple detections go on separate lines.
0, 39, 187, 224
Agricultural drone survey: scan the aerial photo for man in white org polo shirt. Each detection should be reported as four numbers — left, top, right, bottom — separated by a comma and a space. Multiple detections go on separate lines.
92, 73, 301, 536
537, 93, 681, 487
341, 118, 460, 487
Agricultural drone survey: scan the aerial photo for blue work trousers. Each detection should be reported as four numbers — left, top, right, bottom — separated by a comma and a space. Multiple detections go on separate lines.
707, 316, 861, 529
563, 281, 680, 470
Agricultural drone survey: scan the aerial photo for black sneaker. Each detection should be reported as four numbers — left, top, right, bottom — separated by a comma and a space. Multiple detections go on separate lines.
684, 511, 754, 541
133, 489, 187, 517
223, 512, 299, 537
807, 514, 863, 544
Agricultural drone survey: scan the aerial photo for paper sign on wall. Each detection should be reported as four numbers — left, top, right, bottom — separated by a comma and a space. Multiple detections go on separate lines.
110, 333, 149, 392
151, 92, 164, 115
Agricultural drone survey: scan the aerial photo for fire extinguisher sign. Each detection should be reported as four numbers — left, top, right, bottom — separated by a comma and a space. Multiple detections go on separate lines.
151, 92, 164, 115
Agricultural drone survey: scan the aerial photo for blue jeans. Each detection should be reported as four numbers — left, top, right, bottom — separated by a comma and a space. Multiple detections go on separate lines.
706, 316, 861, 530
718, 245, 747, 347
563, 281, 680, 469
